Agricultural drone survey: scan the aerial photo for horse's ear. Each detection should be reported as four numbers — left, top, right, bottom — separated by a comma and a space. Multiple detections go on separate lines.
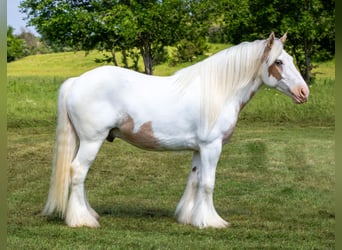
266, 32, 275, 48
280, 32, 287, 44
262, 32, 276, 63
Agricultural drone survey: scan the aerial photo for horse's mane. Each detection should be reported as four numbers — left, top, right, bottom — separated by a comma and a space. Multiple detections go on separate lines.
173, 38, 284, 132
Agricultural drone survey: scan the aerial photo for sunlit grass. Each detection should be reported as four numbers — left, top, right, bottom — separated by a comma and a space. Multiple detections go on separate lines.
7, 51, 111, 78
312, 58, 335, 80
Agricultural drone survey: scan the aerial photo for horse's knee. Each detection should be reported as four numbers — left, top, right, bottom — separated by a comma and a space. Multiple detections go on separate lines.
199, 184, 214, 195
197, 175, 215, 195
70, 161, 88, 185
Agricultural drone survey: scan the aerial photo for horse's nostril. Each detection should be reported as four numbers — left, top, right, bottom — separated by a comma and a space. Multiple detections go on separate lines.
300, 88, 306, 97
300, 87, 309, 99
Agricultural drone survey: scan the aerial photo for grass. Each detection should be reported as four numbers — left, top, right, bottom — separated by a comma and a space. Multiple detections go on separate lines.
7, 46, 335, 249
312, 58, 335, 81
7, 51, 111, 78
7, 125, 335, 249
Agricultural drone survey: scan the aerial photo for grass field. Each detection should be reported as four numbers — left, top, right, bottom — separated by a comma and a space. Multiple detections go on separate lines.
7, 47, 335, 249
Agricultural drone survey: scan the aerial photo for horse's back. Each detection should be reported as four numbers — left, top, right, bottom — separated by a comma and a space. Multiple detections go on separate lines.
78, 65, 165, 85
69, 66, 172, 99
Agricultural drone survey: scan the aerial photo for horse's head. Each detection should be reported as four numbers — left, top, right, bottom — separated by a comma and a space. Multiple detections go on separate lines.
261, 32, 309, 104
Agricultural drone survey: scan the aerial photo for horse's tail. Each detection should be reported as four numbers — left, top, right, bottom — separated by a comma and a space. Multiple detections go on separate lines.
42, 77, 78, 218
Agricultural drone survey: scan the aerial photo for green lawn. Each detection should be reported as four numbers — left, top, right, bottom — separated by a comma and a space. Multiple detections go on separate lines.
7, 123, 335, 249
7, 48, 335, 249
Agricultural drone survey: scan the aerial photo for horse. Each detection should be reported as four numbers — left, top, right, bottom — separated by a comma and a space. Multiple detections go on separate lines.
42, 32, 309, 228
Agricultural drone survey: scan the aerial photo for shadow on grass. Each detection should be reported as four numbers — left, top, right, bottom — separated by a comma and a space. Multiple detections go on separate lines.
40, 205, 174, 228
96, 204, 174, 219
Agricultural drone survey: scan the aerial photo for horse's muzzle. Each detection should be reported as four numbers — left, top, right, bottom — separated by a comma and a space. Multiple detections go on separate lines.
292, 85, 309, 104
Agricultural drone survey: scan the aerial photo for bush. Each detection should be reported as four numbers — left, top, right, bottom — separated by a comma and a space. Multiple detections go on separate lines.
170, 38, 208, 66
7, 27, 26, 62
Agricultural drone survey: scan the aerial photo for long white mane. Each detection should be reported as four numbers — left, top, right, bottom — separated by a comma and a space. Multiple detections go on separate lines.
174, 38, 284, 132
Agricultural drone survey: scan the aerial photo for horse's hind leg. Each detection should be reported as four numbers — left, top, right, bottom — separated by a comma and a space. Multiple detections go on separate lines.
65, 139, 103, 227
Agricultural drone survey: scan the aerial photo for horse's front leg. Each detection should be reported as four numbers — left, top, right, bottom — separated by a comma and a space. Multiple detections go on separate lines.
191, 141, 229, 228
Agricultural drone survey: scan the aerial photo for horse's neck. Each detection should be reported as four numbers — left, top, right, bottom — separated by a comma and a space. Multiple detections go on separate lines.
235, 77, 263, 111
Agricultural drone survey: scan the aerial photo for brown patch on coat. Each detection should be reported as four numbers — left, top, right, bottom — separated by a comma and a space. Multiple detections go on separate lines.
268, 64, 282, 80
108, 115, 159, 149
261, 44, 272, 63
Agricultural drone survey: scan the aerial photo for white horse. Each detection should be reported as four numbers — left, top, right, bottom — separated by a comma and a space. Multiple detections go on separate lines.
43, 32, 309, 228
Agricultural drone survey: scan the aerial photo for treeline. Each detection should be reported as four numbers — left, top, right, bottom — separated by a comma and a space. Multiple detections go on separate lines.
7, 26, 74, 62
7, 27, 43, 62
16, 0, 334, 82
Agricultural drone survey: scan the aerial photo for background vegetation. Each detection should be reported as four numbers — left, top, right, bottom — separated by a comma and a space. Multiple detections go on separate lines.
13, 0, 335, 82
7, 44, 334, 248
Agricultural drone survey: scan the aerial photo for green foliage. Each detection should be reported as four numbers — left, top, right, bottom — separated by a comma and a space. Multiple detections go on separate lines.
20, 0, 211, 74
7, 26, 26, 62
208, 0, 335, 83
274, 0, 335, 82
208, 0, 251, 44
170, 38, 208, 65
19, 0, 334, 79
7, 26, 61, 61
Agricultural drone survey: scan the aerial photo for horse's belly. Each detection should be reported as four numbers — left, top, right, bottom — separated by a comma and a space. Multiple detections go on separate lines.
110, 117, 159, 150
108, 114, 198, 151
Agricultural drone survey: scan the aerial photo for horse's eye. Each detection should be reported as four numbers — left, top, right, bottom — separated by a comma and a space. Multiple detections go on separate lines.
275, 60, 283, 66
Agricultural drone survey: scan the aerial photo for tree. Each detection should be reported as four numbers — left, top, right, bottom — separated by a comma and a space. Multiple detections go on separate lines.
18, 29, 41, 56
93, 3, 139, 67
7, 26, 26, 62
249, 0, 334, 83
209, 0, 335, 83
208, 0, 251, 44
20, 0, 210, 75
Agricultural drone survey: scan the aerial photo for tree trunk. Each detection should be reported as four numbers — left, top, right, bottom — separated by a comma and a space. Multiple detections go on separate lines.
140, 41, 153, 75
130, 50, 140, 72
304, 37, 312, 83
111, 49, 118, 66
122, 49, 128, 68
